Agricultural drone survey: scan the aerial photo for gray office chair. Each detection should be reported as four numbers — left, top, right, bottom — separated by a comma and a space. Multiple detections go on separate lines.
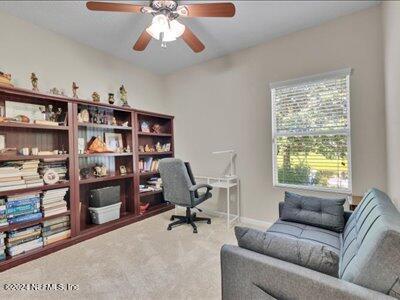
159, 158, 212, 233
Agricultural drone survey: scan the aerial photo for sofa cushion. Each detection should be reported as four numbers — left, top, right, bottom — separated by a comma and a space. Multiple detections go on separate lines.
281, 192, 346, 232
235, 225, 339, 277
339, 188, 400, 297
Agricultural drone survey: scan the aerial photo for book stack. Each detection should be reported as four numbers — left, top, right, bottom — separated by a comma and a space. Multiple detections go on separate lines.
6, 225, 43, 257
41, 188, 68, 217
6, 193, 42, 225
147, 177, 162, 191
139, 158, 159, 173
0, 232, 5, 261
20, 160, 42, 188
0, 165, 24, 192
38, 158, 68, 182
42, 215, 71, 246
0, 199, 7, 227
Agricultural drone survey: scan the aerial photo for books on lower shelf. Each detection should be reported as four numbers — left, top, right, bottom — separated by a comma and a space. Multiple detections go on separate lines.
6, 193, 42, 224
41, 188, 69, 217
139, 158, 159, 173
0, 199, 7, 227
6, 225, 43, 257
42, 215, 71, 246
0, 232, 5, 261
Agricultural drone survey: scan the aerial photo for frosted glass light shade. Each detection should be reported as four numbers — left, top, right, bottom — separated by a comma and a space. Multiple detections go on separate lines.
146, 15, 185, 42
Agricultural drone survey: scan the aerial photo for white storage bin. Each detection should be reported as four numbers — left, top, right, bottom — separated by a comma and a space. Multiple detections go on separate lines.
89, 202, 121, 224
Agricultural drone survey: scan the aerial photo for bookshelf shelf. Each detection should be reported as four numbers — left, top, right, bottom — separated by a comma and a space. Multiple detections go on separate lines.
79, 173, 134, 184
0, 122, 69, 131
138, 132, 172, 137
0, 181, 70, 197
0, 85, 174, 271
0, 154, 69, 162
0, 210, 71, 232
77, 123, 132, 131
78, 153, 133, 158
138, 151, 173, 156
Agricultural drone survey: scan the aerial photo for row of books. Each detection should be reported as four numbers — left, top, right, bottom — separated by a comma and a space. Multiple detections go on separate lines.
4, 216, 71, 257
0, 199, 6, 227
41, 188, 69, 217
38, 158, 68, 181
0, 160, 42, 192
139, 178, 163, 193
0, 232, 5, 261
5, 193, 42, 225
138, 158, 159, 173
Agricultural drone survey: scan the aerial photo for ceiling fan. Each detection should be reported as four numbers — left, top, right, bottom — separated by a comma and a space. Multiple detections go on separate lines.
86, 1, 235, 53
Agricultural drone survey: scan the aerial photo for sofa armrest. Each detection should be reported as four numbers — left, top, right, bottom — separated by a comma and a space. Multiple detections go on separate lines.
221, 245, 394, 300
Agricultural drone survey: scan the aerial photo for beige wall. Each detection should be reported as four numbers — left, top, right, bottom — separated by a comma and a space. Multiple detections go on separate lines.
0, 11, 166, 112
164, 6, 386, 223
383, 2, 400, 209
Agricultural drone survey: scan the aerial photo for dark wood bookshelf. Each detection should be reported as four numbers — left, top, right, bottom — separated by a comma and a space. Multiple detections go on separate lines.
0, 154, 69, 162
138, 151, 173, 156
77, 122, 132, 131
0, 122, 69, 131
0, 181, 70, 197
79, 173, 134, 185
0, 85, 175, 271
0, 211, 71, 232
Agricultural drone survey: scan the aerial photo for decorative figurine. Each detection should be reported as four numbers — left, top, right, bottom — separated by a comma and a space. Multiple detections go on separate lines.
119, 85, 130, 107
140, 121, 150, 133
138, 145, 145, 153
80, 167, 91, 180
81, 109, 90, 123
125, 145, 131, 153
94, 163, 107, 177
49, 87, 60, 95
108, 93, 115, 105
152, 123, 162, 134
87, 136, 110, 153
155, 142, 162, 152
72, 82, 79, 98
139, 202, 150, 214
144, 144, 151, 152
0, 71, 13, 87
111, 117, 117, 125
92, 92, 100, 102
31, 73, 39, 92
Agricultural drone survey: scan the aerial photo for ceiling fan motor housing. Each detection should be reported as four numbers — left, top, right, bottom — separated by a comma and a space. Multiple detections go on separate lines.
150, 0, 182, 19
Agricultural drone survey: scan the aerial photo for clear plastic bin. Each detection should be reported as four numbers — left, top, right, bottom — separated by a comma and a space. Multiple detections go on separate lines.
89, 202, 121, 224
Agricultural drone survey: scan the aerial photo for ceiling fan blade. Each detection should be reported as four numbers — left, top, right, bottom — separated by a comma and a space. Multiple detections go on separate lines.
133, 30, 152, 51
178, 3, 235, 18
86, 1, 145, 13
182, 27, 205, 53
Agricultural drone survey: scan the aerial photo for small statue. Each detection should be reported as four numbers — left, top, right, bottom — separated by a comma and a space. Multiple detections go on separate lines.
111, 117, 117, 125
94, 163, 107, 177
31, 73, 39, 92
0, 71, 13, 87
49, 87, 60, 95
92, 92, 100, 102
119, 85, 130, 107
152, 124, 162, 134
138, 145, 145, 153
155, 142, 162, 152
80, 167, 91, 179
108, 93, 115, 105
144, 144, 151, 152
72, 82, 79, 98
125, 145, 131, 153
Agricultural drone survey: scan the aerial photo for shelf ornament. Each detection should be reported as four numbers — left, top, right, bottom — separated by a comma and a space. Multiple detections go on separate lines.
31, 73, 39, 92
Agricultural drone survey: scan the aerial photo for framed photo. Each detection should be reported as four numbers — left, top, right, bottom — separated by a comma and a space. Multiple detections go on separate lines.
140, 121, 150, 133
104, 133, 123, 152
119, 165, 127, 175
5, 101, 45, 123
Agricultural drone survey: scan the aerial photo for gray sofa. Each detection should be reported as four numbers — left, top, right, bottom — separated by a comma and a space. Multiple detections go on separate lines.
221, 188, 400, 299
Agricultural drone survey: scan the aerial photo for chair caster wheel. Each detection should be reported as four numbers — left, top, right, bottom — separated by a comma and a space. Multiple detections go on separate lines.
167, 226, 172, 231
193, 229, 198, 233
207, 220, 211, 224
170, 216, 174, 221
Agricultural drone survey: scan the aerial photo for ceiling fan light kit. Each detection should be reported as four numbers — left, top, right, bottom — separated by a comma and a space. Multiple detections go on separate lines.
86, 0, 236, 53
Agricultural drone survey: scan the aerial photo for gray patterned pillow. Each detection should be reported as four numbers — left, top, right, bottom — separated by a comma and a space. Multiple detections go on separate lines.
281, 192, 345, 232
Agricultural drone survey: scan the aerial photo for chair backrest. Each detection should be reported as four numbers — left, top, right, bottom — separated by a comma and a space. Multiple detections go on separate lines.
339, 188, 400, 296
159, 158, 193, 207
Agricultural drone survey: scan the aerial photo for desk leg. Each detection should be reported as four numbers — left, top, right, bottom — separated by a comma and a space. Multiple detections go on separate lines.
227, 187, 230, 229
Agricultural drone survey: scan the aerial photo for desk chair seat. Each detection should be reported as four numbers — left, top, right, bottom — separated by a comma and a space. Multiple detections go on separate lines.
159, 158, 213, 233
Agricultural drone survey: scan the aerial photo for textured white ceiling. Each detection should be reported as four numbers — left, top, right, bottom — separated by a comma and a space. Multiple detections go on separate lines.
0, 1, 379, 74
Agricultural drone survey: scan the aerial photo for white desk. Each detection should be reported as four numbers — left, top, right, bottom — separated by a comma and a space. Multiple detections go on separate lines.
195, 176, 240, 228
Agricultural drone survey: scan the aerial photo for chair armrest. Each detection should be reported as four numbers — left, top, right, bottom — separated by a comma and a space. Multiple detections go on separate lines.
221, 245, 393, 300
189, 183, 213, 193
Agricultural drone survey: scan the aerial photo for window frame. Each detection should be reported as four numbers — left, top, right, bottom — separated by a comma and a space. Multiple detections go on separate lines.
270, 68, 353, 194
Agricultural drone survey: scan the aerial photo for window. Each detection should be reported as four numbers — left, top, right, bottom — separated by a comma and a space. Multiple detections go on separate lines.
270, 68, 352, 193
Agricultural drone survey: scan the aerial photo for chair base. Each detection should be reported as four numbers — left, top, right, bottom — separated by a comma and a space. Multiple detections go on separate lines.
167, 207, 211, 233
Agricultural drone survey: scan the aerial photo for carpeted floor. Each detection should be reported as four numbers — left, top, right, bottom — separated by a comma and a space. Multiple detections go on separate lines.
0, 212, 245, 300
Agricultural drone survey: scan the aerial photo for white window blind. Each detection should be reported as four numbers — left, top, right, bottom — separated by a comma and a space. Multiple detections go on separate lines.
271, 68, 352, 192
